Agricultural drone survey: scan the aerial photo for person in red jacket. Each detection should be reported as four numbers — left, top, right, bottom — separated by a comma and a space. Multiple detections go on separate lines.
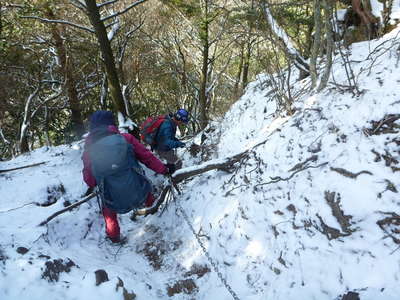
82, 111, 175, 243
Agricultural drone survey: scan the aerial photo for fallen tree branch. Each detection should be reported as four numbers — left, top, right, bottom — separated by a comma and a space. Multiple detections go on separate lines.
172, 151, 248, 184
287, 155, 318, 172
377, 212, 400, 245
316, 214, 351, 240
324, 191, 354, 234
330, 167, 372, 179
0, 161, 47, 174
254, 162, 328, 187
363, 114, 400, 136
38, 192, 98, 226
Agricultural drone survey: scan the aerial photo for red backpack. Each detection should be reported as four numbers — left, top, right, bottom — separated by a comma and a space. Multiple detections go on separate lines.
139, 115, 166, 146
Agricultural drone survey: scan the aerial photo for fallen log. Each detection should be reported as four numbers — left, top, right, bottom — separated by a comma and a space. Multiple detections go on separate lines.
0, 161, 47, 174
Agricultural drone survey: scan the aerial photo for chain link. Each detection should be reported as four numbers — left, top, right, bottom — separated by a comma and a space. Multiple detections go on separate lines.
175, 200, 241, 300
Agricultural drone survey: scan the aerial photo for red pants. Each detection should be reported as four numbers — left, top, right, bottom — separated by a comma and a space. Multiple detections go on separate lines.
102, 193, 155, 240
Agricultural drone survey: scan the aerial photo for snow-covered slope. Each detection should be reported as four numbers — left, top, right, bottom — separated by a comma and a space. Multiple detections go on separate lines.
1, 27, 400, 300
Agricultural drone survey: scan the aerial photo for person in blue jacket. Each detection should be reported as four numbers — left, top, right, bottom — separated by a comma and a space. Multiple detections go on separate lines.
153, 108, 189, 168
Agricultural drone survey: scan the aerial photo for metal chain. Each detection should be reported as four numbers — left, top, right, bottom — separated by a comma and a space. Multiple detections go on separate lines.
175, 199, 241, 300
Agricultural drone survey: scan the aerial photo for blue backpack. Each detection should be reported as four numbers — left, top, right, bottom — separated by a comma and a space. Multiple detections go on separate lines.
88, 132, 152, 214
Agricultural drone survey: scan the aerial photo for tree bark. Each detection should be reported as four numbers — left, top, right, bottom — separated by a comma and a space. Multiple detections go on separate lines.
20, 86, 40, 153
84, 0, 127, 117
241, 0, 255, 92
172, 151, 248, 184
310, 0, 322, 88
352, 0, 378, 37
44, 5, 84, 138
198, 0, 210, 130
317, 0, 334, 92
352, 0, 378, 25
241, 41, 251, 91
234, 43, 244, 98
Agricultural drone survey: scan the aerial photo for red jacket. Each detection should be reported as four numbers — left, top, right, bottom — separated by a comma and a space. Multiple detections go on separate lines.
82, 125, 167, 188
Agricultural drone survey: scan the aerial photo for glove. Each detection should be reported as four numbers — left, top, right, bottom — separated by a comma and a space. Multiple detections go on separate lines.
165, 163, 176, 175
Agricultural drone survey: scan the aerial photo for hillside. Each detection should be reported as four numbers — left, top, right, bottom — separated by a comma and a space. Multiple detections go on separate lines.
1, 26, 400, 300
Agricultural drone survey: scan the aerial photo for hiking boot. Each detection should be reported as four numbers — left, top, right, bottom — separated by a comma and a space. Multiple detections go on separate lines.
107, 235, 127, 245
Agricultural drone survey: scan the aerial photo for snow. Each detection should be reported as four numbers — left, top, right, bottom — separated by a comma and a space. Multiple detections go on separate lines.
107, 19, 120, 41
391, 0, 400, 24
1, 26, 400, 300
370, 0, 383, 19
336, 9, 347, 22
369, 0, 400, 25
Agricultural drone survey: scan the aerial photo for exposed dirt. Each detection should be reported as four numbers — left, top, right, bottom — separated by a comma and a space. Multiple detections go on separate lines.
41, 258, 77, 282
167, 279, 198, 297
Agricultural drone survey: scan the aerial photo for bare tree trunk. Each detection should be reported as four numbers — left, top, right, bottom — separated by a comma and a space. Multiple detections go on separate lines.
352, 0, 378, 37
239, 38, 252, 94
84, 0, 127, 117
198, 0, 210, 130
0, 127, 11, 157
235, 0, 254, 97
20, 86, 40, 153
44, 105, 51, 147
233, 40, 252, 99
310, 0, 322, 88
234, 44, 244, 98
44, 5, 84, 138
0, 128, 9, 145
100, 73, 108, 109
20, 82, 61, 153
382, 0, 394, 32
241, 0, 256, 92
318, 0, 334, 92
261, 0, 310, 77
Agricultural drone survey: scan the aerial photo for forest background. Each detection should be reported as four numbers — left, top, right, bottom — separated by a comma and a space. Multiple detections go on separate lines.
1, 0, 397, 158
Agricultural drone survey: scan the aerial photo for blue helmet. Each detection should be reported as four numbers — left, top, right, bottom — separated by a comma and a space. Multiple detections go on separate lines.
175, 108, 189, 123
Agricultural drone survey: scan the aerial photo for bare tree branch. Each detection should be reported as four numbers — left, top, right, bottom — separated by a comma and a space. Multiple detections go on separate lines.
101, 0, 148, 22
255, 162, 328, 188
0, 128, 10, 145
31, 89, 63, 120
20, 16, 95, 33
97, 0, 118, 8
3, 4, 24, 9
105, 20, 119, 29
69, 0, 87, 11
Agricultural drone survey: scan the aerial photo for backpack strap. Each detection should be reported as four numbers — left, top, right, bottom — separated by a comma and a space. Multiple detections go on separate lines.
149, 115, 166, 133
97, 178, 113, 209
